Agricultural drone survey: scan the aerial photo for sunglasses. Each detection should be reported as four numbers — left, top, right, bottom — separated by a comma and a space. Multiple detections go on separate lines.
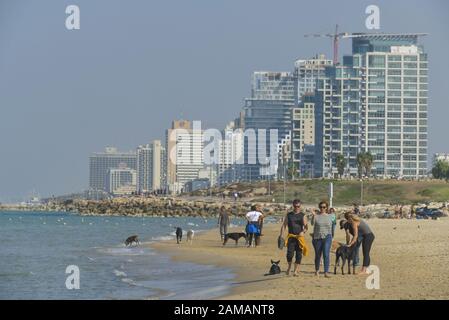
294, 205, 301, 208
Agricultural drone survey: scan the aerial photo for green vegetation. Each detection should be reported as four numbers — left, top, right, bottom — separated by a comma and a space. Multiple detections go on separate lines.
356, 151, 374, 178
432, 160, 449, 180
251, 179, 449, 205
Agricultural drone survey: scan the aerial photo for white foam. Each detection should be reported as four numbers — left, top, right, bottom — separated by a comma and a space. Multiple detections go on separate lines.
98, 247, 154, 256
113, 270, 127, 277
152, 235, 174, 241
121, 278, 136, 285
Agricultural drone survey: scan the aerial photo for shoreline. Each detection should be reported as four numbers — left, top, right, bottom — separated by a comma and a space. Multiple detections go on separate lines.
149, 218, 449, 299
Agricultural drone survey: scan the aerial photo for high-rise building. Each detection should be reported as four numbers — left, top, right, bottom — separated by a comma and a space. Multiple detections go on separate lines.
217, 121, 244, 186
89, 147, 137, 191
166, 120, 204, 193
294, 54, 333, 103
314, 63, 362, 177
292, 94, 316, 173
239, 71, 296, 181
106, 166, 137, 195
136, 140, 166, 193
251, 71, 295, 100
315, 33, 428, 178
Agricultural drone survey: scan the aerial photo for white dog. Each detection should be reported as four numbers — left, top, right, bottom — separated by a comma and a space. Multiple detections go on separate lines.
186, 230, 195, 244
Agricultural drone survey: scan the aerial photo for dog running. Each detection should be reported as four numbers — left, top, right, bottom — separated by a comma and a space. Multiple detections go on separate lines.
124, 235, 140, 247
223, 232, 247, 246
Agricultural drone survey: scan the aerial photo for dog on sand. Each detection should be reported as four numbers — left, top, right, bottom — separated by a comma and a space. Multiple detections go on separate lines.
334, 243, 356, 275
266, 260, 281, 275
223, 232, 247, 246
186, 229, 194, 244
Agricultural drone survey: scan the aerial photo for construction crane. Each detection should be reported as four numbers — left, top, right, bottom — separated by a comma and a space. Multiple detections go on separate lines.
304, 24, 349, 65
305, 24, 428, 65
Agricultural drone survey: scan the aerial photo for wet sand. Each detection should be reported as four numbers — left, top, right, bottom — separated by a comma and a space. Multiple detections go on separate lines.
149, 218, 449, 299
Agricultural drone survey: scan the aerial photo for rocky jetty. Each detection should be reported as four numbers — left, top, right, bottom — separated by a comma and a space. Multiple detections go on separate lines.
2, 196, 448, 219
45, 196, 289, 217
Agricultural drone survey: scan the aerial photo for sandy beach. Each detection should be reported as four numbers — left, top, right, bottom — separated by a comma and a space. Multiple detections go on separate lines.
150, 217, 449, 299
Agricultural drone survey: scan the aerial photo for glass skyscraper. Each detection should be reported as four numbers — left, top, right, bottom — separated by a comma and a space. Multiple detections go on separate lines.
315, 33, 428, 178
89, 147, 137, 191
241, 72, 296, 181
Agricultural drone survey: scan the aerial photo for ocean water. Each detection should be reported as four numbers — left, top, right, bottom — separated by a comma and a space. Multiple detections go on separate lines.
0, 211, 247, 300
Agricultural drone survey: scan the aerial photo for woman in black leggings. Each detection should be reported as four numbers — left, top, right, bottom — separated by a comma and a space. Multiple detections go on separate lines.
347, 214, 375, 274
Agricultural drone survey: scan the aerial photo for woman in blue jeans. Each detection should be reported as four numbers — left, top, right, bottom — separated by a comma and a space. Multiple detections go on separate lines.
312, 201, 333, 278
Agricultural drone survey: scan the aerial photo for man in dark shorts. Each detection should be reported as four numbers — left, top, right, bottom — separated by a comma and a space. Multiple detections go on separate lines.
279, 199, 308, 276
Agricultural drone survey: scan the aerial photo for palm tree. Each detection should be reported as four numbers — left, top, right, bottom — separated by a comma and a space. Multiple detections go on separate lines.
363, 152, 374, 177
336, 154, 347, 178
287, 162, 298, 181
356, 153, 365, 178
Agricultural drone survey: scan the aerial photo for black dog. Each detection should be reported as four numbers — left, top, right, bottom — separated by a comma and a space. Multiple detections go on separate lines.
175, 227, 182, 244
334, 243, 356, 275
125, 235, 140, 247
268, 260, 281, 275
223, 232, 247, 246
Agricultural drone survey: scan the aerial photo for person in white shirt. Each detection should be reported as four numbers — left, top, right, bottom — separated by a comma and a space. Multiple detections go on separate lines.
245, 204, 264, 247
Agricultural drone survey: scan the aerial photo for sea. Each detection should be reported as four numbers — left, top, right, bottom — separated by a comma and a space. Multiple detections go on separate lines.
0, 210, 248, 300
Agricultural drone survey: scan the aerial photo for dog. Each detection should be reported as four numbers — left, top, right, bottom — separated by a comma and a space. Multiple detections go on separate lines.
186, 229, 194, 244
334, 243, 356, 275
223, 232, 247, 246
267, 260, 281, 275
125, 235, 140, 247
175, 227, 182, 244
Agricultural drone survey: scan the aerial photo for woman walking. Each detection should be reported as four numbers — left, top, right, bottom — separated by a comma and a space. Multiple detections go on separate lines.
312, 201, 333, 278
345, 212, 375, 275
245, 204, 263, 247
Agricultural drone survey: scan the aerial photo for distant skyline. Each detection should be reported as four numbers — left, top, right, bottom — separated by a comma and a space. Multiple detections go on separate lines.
1, 0, 448, 201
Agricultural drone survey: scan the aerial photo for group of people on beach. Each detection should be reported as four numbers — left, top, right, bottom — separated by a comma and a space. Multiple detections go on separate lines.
279, 199, 375, 277
217, 199, 375, 278
217, 204, 264, 247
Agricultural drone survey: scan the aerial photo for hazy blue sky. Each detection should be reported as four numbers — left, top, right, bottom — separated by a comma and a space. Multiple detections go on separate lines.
0, 0, 448, 201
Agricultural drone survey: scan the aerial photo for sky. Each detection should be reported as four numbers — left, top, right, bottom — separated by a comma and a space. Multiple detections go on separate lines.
0, 0, 448, 201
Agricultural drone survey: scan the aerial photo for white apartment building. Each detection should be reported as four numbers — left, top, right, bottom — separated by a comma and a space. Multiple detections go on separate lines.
136, 140, 166, 193
166, 120, 204, 194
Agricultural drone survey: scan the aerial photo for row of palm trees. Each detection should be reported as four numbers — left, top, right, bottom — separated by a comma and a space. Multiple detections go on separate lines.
282, 151, 374, 180
282, 153, 449, 180
335, 152, 374, 178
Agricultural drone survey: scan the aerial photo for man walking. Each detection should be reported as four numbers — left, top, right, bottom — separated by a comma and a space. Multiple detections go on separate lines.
279, 199, 309, 276
217, 206, 231, 241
